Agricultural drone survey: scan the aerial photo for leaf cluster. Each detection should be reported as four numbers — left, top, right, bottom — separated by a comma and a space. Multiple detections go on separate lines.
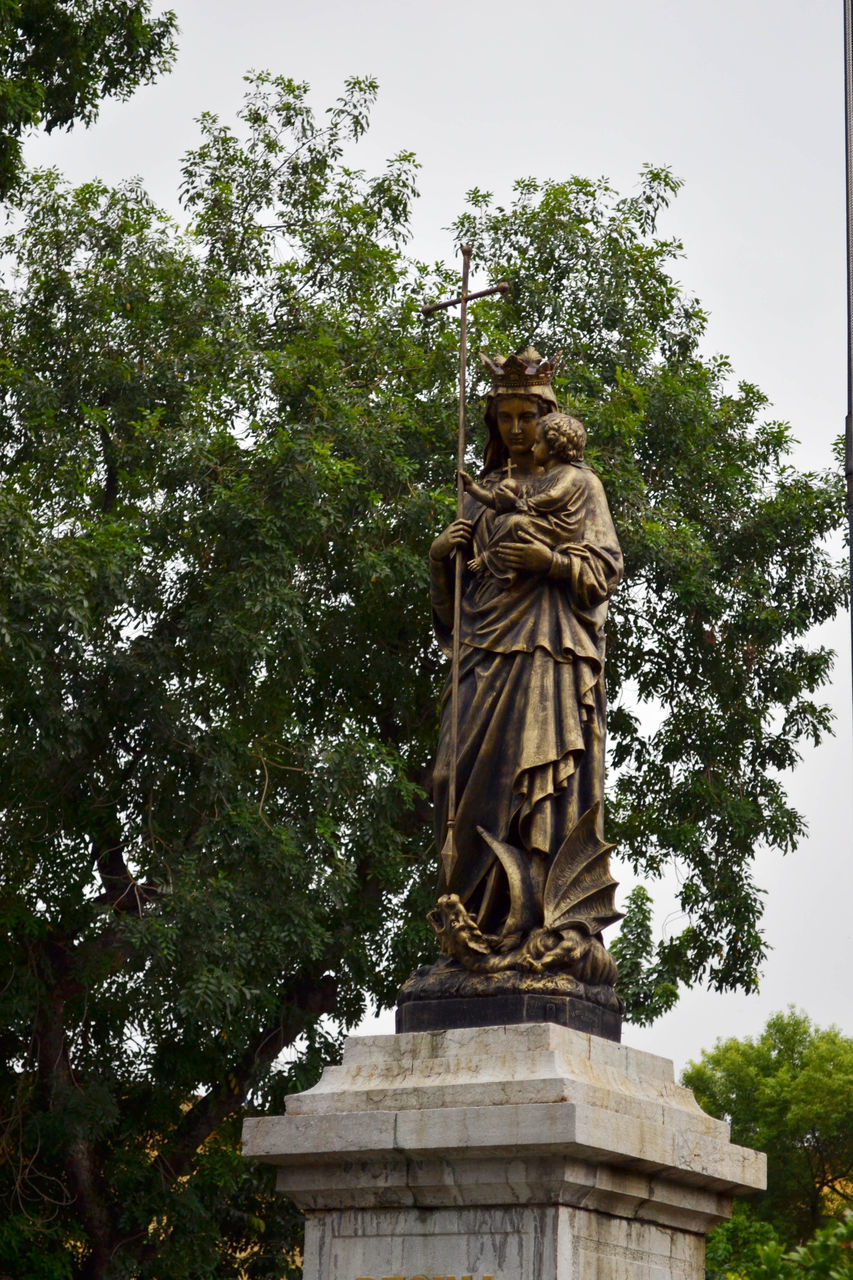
684, 1010, 853, 1247
0, 0, 177, 196
708, 1211, 853, 1280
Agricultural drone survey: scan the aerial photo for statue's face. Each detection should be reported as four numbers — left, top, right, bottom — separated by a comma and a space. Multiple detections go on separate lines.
494, 396, 541, 460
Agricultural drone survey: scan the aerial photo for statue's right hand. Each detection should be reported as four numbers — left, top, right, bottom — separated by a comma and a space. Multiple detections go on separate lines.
430, 518, 474, 561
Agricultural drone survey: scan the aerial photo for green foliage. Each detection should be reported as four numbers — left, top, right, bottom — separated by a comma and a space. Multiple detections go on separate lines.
713, 1213, 853, 1280
706, 1206, 786, 1280
0, 75, 845, 1277
0, 0, 177, 195
685, 1011, 853, 1249
0, 75, 451, 1279
610, 885, 682, 1024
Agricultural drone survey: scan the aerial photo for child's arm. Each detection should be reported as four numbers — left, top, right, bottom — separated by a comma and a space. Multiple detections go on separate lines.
459, 471, 520, 512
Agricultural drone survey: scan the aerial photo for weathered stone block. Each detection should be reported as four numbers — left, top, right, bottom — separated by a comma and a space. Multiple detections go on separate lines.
242, 1024, 765, 1280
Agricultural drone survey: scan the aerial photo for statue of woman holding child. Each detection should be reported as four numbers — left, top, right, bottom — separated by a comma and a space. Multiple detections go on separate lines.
397, 348, 626, 1036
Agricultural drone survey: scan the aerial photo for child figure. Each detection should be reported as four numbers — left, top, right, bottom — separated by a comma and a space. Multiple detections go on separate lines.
460, 411, 590, 578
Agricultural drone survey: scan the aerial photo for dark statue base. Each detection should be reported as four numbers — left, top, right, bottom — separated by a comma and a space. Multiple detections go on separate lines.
396, 958, 623, 1042
396, 991, 621, 1040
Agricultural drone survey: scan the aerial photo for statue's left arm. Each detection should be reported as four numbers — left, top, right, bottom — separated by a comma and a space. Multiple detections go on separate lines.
547, 542, 622, 608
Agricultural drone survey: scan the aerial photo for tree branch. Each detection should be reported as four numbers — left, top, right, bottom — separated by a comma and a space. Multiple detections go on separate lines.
34, 972, 113, 1279
152, 970, 338, 1186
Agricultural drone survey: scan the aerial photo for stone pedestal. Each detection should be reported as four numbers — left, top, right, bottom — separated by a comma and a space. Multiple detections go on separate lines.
242, 1024, 765, 1280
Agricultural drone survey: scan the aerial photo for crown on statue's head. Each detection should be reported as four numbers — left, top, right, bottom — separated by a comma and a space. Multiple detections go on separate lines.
479, 345, 563, 393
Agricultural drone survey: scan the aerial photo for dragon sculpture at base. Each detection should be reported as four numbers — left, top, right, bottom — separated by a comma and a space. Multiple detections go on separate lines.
427, 805, 620, 988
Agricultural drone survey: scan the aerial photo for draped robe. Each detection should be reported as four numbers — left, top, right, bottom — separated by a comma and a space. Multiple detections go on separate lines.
430, 462, 623, 927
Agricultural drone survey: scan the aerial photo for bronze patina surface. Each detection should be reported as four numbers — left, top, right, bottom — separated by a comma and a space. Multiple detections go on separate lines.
397, 346, 624, 1034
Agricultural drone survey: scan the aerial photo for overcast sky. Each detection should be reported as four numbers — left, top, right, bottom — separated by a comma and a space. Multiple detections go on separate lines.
27, 0, 853, 1071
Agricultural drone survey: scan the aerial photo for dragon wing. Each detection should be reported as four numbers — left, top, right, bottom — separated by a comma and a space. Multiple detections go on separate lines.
476, 826, 539, 938
543, 805, 623, 936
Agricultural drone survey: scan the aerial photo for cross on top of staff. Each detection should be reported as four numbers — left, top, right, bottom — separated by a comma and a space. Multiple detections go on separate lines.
421, 249, 509, 317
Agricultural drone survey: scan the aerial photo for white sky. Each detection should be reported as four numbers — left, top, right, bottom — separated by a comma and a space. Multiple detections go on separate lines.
27, 0, 853, 1072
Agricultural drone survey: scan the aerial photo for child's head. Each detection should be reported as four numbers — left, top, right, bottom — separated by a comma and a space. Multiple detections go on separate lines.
534, 412, 587, 466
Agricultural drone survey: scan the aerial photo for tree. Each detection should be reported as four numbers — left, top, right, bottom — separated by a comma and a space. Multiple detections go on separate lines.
747, 1215, 853, 1280
709, 1213, 853, 1280
609, 885, 681, 1024
0, 74, 444, 1279
0, 75, 844, 1277
0, 0, 177, 196
684, 1010, 853, 1253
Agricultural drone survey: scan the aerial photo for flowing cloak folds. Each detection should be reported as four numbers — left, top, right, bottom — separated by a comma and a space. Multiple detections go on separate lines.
430, 462, 623, 924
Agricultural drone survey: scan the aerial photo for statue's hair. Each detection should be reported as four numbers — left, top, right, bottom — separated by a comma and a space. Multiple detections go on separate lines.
540, 411, 586, 463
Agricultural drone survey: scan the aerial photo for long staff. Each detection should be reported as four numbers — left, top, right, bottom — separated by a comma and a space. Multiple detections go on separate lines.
422, 247, 508, 880
844, 0, 853, 726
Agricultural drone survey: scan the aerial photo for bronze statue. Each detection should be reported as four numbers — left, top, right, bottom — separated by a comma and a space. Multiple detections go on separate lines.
398, 343, 625, 1036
